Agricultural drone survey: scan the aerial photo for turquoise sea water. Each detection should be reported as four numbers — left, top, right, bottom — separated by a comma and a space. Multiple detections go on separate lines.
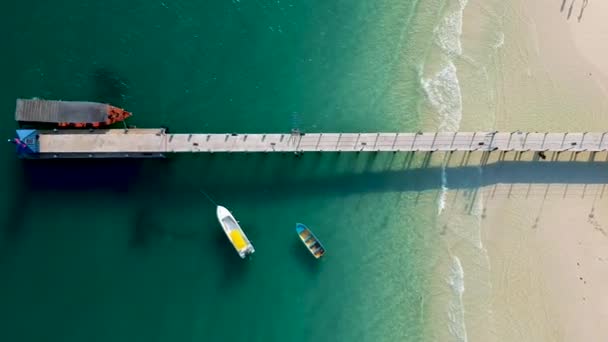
0, 1, 456, 341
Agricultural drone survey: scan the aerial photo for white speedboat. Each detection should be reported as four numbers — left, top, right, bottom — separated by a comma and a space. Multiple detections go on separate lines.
216, 206, 255, 258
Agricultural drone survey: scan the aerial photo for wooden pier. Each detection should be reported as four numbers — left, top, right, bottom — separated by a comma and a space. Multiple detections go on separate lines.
15, 129, 608, 158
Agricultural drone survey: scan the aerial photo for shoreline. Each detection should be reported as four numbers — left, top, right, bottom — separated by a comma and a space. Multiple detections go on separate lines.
424, 150, 608, 341
487, 0, 608, 339
422, 0, 608, 340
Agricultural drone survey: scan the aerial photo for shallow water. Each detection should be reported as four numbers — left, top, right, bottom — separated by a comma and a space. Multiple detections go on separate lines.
0, 1, 458, 341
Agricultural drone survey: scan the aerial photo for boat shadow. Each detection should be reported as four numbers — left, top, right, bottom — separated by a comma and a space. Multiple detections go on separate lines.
128, 207, 201, 249
290, 239, 322, 276
90, 67, 129, 107
210, 228, 250, 288
129, 205, 207, 251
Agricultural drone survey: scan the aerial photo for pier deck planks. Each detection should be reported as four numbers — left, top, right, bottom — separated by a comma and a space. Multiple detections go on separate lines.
37, 130, 608, 155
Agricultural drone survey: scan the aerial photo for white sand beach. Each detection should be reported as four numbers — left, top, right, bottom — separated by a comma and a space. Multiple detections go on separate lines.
482, 1, 608, 340
482, 173, 608, 341
424, 0, 608, 340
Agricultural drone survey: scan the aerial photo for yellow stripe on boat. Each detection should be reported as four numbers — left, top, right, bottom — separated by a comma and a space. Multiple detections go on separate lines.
230, 230, 247, 250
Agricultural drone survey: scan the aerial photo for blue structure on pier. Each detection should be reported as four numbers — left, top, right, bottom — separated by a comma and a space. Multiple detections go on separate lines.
12, 129, 39, 157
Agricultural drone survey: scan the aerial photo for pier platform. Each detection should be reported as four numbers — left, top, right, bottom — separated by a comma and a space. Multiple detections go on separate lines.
12, 129, 608, 158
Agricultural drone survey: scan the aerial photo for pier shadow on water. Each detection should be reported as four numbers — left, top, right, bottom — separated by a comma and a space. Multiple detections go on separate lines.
18, 158, 169, 192
201, 159, 608, 198
0, 159, 167, 253
129, 203, 205, 250
2, 176, 28, 242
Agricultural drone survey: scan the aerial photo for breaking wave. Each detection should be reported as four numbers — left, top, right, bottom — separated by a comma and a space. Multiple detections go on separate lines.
447, 256, 468, 342
422, 1, 472, 341
422, 0, 467, 215
435, 0, 468, 57
422, 61, 463, 133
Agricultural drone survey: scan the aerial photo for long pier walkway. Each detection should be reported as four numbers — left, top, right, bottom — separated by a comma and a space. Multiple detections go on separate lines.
14, 129, 608, 158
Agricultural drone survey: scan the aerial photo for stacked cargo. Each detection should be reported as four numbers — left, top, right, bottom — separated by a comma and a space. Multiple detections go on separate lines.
15, 99, 131, 128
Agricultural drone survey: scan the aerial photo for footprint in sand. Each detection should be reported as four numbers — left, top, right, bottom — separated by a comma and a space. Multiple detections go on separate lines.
588, 212, 606, 236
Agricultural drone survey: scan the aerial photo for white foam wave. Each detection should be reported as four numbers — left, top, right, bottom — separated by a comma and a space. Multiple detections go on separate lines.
434, 0, 468, 57
422, 61, 463, 132
438, 165, 448, 214
447, 256, 468, 342
423, 0, 467, 132
422, 61, 462, 215
423, 1, 473, 339
493, 32, 504, 50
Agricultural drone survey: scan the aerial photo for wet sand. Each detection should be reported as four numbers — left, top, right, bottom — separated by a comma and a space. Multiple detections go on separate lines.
425, 0, 608, 339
